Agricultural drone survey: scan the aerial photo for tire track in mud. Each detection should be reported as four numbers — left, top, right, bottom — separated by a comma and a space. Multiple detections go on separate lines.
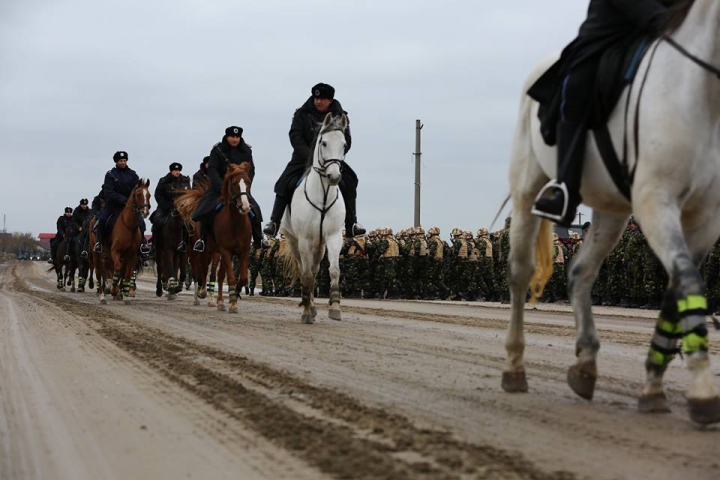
11, 266, 576, 480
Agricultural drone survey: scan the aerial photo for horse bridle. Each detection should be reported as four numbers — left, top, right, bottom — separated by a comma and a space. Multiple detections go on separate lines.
304, 129, 344, 238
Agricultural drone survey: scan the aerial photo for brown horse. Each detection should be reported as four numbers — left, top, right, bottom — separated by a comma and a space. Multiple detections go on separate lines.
177, 164, 252, 313
94, 180, 151, 305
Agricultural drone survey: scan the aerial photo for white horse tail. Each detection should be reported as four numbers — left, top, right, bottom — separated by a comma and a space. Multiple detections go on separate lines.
529, 219, 553, 304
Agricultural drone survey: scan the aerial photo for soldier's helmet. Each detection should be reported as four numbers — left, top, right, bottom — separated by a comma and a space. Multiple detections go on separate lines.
451, 227, 462, 237
569, 232, 581, 240
463, 231, 473, 239
553, 232, 560, 241
477, 228, 488, 237
386, 228, 394, 236
415, 227, 425, 235
428, 226, 440, 236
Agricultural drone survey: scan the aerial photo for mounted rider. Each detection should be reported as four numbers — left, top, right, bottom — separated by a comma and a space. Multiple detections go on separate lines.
91, 186, 104, 214
72, 198, 93, 258
150, 162, 191, 252
529, 0, 669, 226
192, 126, 264, 252
48, 207, 73, 263
263, 82, 365, 238
93, 151, 150, 254
192, 156, 210, 189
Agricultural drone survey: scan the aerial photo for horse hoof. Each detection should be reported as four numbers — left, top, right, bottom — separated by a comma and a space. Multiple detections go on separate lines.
100, 298, 107, 305
78, 287, 84, 293
168, 294, 177, 301
193, 299, 200, 306
501, 371, 528, 393
638, 392, 671, 414
567, 362, 597, 400
311, 306, 318, 317
70, 287, 76, 293
208, 302, 216, 308
229, 306, 238, 313
328, 309, 341, 321
217, 304, 226, 311
301, 314, 315, 324
688, 397, 720, 425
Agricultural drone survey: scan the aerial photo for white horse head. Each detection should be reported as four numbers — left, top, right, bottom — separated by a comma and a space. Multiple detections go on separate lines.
314, 113, 348, 186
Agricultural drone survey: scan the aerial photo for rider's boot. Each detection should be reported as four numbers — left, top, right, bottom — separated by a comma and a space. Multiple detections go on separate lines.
140, 237, 151, 256
532, 120, 585, 227
93, 221, 105, 253
193, 218, 210, 252
50, 239, 58, 263
249, 212, 263, 249
263, 195, 288, 237
344, 197, 366, 236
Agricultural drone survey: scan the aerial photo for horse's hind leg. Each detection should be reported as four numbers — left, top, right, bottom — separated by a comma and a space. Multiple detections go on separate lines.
326, 236, 343, 321
566, 210, 628, 400
636, 211, 720, 424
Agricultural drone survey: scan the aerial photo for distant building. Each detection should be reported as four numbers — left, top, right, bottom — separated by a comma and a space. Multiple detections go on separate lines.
37, 233, 55, 250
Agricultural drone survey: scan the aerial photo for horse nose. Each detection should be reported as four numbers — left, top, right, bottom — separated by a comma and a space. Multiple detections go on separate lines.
328, 173, 341, 184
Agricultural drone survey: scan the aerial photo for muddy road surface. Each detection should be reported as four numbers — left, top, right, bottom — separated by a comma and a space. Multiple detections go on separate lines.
1, 261, 719, 479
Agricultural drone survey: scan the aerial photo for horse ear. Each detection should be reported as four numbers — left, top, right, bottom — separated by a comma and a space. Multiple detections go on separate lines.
146, 178, 151, 188
340, 113, 348, 131
323, 113, 333, 128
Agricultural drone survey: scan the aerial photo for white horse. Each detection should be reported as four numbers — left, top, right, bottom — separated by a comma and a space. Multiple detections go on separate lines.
280, 113, 348, 324
504, 0, 720, 424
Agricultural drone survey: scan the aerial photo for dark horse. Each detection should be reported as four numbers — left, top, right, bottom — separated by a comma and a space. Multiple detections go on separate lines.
93, 179, 151, 305
154, 208, 188, 300
177, 163, 252, 313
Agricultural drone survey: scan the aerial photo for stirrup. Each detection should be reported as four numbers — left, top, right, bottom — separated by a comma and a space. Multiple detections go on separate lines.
531, 180, 570, 223
140, 244, 151, 255
63, 254, 70, 261
177, 241, 186, 252
262, 221, 278, 237
80, 250, 88, 259
351, 223, 366, 236
93, 242, 102, 253
193, 239, 205, 252
47, 258, 54, 264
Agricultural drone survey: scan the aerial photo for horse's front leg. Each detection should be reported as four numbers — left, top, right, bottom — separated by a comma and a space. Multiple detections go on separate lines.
121, 259, 135, 305
110, 250, 122, 299
637, 201, 720, 425
566, 210, 627, 400
216, 253, 228, 312
208, 254, 219, 307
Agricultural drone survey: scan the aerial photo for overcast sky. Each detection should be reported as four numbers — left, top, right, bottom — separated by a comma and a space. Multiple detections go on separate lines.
0, 0, 591, 238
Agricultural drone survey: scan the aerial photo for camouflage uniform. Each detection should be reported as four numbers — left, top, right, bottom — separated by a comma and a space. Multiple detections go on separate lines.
641, 235, 667, 308
316, 251, 331, 297
363, 230, 379, 299
704, 239, 720, 313
274, 236, 292, 296
495, 218, 511, 303
546, 233, 567, 302
604, 225, 631, 306
475, 228, 494, 301
426, 227, 449, 300
375, 228, 401, 299
624, 224, 646, 307
450, 228, 470, 300
248, 246, 263, 296
344, 235, 369, 298
464, 231, 482, 301
260, 237, 278, 296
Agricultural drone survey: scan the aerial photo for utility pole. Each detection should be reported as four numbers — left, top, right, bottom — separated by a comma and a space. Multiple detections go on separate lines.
414, 119, 423, 227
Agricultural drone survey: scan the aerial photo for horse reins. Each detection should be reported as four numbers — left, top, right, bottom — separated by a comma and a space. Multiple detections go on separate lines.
626, 35, 720, 191
304, 130, 343, 238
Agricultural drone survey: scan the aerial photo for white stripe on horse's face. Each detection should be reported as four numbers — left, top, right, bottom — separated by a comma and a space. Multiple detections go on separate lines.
319, 130, 345, 185
237, 178, 251, 214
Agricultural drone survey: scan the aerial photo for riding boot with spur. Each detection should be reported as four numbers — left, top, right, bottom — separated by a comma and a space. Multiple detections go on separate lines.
263, 195, 288, 237
532, 120, 585, 227
343, 196, 366, 236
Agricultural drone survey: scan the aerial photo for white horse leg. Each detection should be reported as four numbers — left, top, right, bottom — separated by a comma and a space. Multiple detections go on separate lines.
502, 207, 543, 392
637, 204, 720, 424
566, 210, 628, 400
326, 235, 343, 321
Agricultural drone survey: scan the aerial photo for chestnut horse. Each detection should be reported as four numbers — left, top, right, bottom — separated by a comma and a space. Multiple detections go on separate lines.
177, 163, 252, 312
93, 179, 151, 305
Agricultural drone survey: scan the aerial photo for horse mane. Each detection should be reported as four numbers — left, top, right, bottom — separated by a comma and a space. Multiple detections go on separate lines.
658, 0, 695, 34
175, 185, 205, 229
220, 163, 251, 202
